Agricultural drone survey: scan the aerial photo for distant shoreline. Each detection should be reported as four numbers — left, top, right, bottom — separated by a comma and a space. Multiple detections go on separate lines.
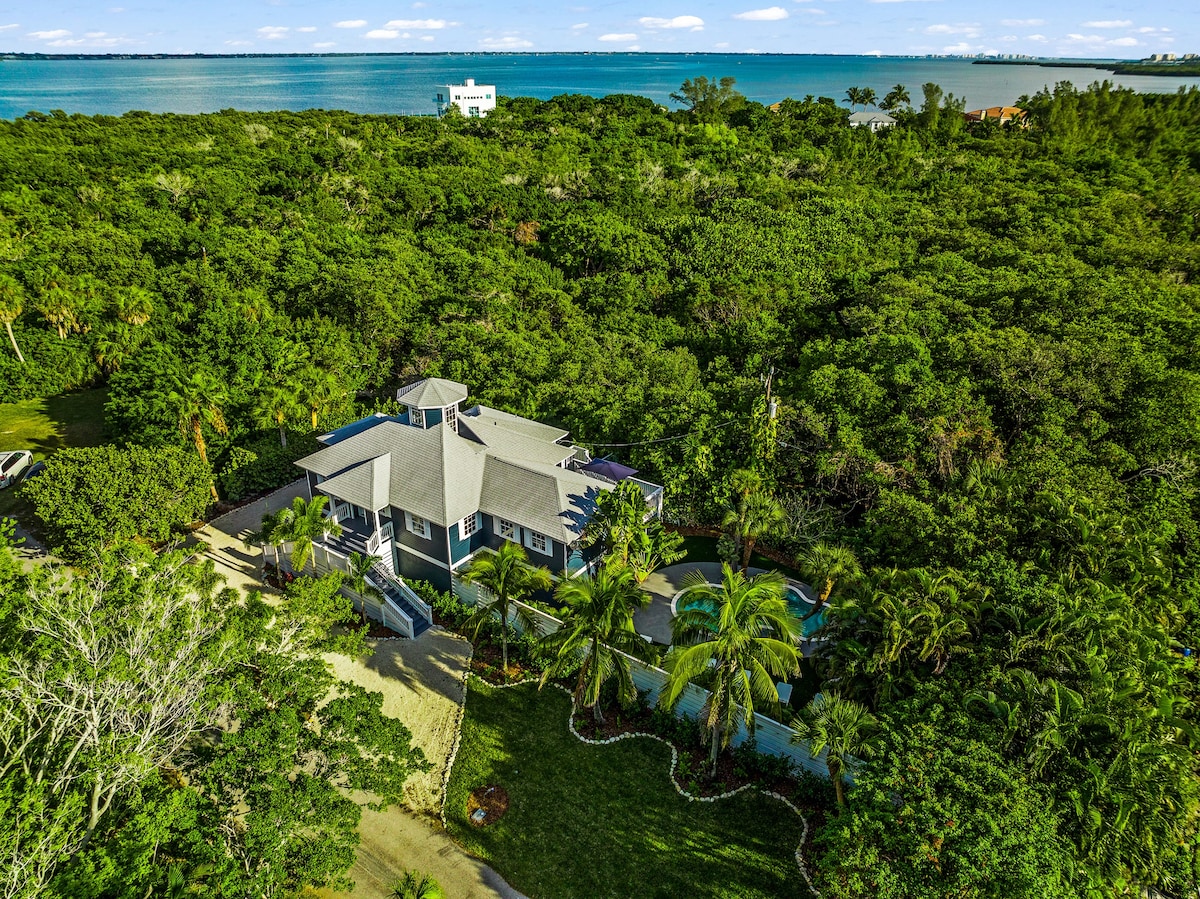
0, 51, 1159, 63
975, 58, 1200, 77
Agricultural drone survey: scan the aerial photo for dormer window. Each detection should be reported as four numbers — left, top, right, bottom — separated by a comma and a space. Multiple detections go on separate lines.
444, 404, 458, 433
410, 407, 425, 428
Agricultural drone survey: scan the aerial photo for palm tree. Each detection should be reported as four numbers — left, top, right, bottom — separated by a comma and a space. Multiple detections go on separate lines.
254, 384, 303, 448
167, 371, 228, 502
662, 564, 801, 777
111, 285, 155, 326
243, 508, 291, 581
539, 565, 652, 723
791, 692, 880, 809
460, 541, 552, 682
844, 86, 865, 110
297, 365, 343, 431
880, 83, 910, 111
390, 870, 445, 899
722, 478, 786, 575
860, 87, 878, 109
0, 274, 27, 364
31, 266, 78, 339
346, 551, 384, 625
797, 543, 862, 621
93, 321, 142, 373
277, 495, 342, 573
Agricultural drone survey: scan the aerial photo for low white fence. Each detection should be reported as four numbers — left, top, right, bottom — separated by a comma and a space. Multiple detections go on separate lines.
451, 576, 836, 779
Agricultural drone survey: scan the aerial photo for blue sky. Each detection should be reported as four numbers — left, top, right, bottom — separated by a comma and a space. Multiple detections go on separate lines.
0, 1, 1191, 57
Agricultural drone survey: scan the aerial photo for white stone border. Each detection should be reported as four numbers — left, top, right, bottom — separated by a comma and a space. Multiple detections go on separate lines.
452, 673, 821, 898
438, 635, 476, 829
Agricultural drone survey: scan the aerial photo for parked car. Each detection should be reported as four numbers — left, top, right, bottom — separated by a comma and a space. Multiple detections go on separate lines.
19, 460, 46, 483
0, 451, 33, 489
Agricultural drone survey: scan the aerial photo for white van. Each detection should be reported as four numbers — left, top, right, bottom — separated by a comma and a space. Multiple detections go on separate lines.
0, 451, 33, 489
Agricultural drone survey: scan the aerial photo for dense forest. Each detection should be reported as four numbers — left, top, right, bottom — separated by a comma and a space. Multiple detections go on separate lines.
2, 78, 1200, 896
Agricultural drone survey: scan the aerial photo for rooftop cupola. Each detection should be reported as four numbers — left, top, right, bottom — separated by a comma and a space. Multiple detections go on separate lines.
396, 377, 469, 433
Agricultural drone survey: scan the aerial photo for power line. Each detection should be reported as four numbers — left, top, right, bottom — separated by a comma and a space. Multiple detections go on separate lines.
577, 418, 739, 449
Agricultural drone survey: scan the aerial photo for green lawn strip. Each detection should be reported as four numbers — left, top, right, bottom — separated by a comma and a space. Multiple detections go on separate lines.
0, 388, 108, 519
447, 680, 804, 899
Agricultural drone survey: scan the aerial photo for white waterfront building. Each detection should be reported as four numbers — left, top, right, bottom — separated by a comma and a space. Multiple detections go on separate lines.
435, 78, 497, 118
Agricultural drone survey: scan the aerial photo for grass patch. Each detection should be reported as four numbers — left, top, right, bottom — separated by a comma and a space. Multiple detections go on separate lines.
446, 680, 805, 899
0, 388, 108, 519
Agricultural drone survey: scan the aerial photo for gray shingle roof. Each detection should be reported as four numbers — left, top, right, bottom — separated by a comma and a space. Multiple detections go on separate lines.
295, 407, 617, 542
479, 456, 608, 543
396, 377, 469, 409
317, 452, 391, 512
463, 405, 569, 442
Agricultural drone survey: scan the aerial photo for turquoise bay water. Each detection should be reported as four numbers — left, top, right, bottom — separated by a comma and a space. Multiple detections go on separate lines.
3, 53, 1200, 119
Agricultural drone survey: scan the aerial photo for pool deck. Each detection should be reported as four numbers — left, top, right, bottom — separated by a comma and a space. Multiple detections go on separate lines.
635, 561, 819, 648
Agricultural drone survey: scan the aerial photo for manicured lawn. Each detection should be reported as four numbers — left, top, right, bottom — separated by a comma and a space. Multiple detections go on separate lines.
446, 681, 806, 899
0, 388, 108, 519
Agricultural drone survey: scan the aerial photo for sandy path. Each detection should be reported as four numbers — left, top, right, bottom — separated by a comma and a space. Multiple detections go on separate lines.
201, 482, 519, 896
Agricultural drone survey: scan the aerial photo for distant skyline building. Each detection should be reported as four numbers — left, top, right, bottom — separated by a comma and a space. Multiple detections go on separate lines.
436, 78, 496, 118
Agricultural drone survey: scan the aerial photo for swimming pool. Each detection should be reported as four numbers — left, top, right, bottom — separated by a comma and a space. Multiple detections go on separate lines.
672, 582, 827, 641
786, 585, 827, 640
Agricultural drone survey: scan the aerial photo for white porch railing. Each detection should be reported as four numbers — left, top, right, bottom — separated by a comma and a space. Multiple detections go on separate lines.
375, 563, 432, 622
311, 543, 416, 638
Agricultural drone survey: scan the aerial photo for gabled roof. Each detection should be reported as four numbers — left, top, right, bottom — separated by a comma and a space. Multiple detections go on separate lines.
458, 417, 575, 469
318, 452, 391, 512
479, 456, 606, 543
396, 377, 469, 409
464, 405, 569, 443
848, 111, 896, 124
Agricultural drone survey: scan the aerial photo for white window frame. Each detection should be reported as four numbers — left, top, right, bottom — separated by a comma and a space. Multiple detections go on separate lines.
404, 511, 431, 540
410, 407, 424, 428
459, 511, 481, 540
496, 517, 517, 542
444, 404, 458, 433
524, 529, 551, 556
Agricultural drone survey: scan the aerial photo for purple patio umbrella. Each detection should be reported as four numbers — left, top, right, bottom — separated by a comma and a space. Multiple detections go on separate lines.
581, 459, 639, 481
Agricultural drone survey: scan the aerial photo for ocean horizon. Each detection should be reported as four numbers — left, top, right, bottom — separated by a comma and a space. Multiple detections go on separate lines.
3, 52, 1200, 120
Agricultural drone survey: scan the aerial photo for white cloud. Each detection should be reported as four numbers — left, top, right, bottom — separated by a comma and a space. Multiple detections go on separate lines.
1027, 33, 1047, 41
84, 31, 107, 37
1082, 19, 1132, 28
942, 41, 972, 53
865, 49, 882, 56
313, 41, 336, 47
413, 1, 428, 6
1109, 36, 1139, 46
925, 22, 981, 37
999, 34, 1018, 42
571, 22, 589, 30
334, 19, 367, 28
226, 39, 253, 46
1064, 33, 1105, 44
420, 35, 434, 41
383, 18, 451, 29
479, 35, 533, 48
733, 7, 788, 20
28, 29, 72, 39
297, 26, 317, 33
364, 29, 401, 39
639, 15, 705, 30
0, 23, 19, 31
257, 26, 289, 39
599, 32, 637, 40
1001, 18, 1043, 26
714, 41, 730, 47
1137, 26, 1169, 33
